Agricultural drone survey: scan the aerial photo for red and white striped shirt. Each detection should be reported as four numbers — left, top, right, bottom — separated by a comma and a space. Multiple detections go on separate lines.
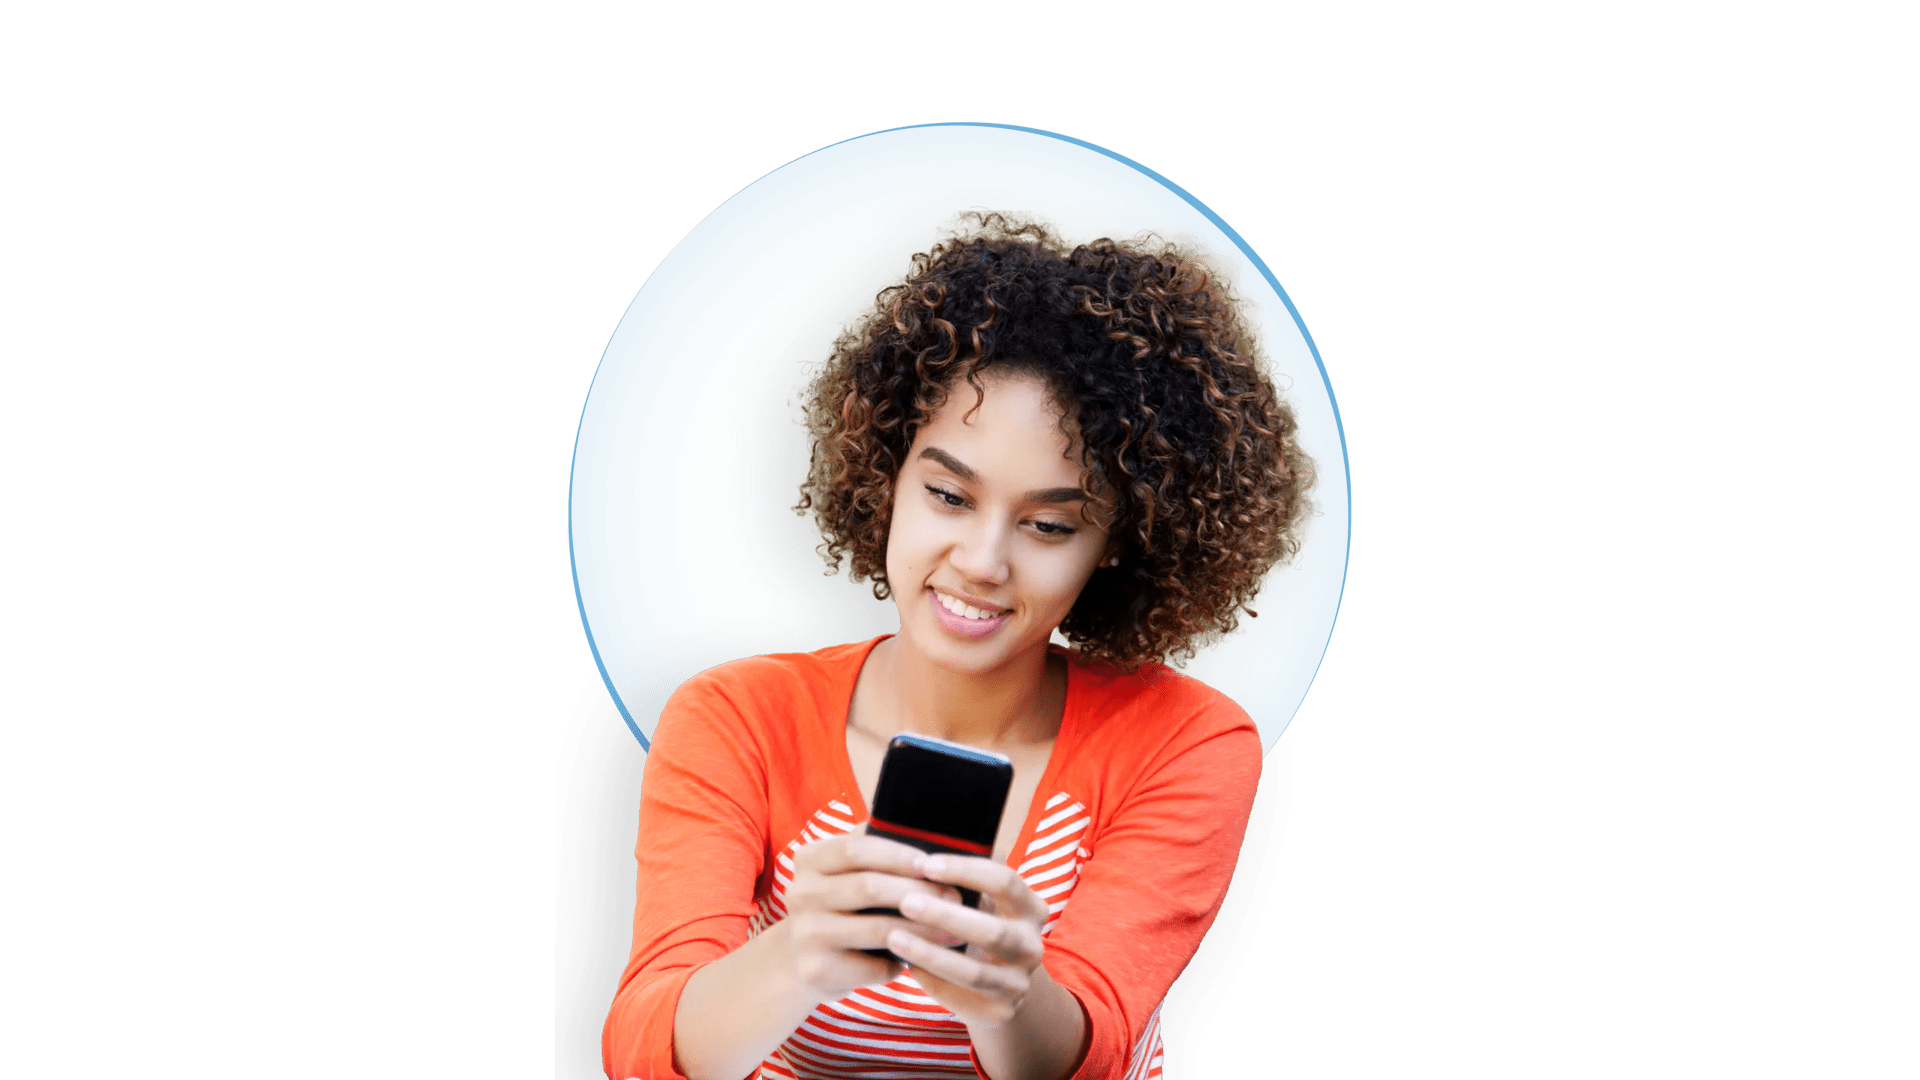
753, 793, 1163, 1079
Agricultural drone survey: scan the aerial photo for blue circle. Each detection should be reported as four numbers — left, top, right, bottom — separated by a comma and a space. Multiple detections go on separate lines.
564, 123, 1351, 749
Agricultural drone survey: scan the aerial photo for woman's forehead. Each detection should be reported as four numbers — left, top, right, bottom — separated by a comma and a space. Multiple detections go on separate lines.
915, 372, 1083, 483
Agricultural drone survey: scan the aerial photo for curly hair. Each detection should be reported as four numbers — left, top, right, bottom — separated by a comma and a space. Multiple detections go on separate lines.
796, 213, 1314, 668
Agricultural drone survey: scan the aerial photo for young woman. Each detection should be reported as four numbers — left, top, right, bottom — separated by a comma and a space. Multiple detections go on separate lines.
603, 216, 1314, 1080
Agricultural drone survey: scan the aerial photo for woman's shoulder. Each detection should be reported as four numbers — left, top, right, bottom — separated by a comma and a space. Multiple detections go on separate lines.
1067, 652, 1256, 739
678, 638, 870, 691
1056, 652, 1262, 815
662, 637, 877, 733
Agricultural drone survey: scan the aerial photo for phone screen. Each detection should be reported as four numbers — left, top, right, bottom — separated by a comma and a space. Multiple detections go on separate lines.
859, 735, 1013, 957
868, 734, 1014, 856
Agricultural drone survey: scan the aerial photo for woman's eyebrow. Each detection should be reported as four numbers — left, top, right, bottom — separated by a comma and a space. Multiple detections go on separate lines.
918, 446, 977, 482
921, 447, 1088, 504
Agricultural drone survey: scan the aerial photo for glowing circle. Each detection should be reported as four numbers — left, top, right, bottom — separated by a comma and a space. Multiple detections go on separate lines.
569, 123, 1349, 752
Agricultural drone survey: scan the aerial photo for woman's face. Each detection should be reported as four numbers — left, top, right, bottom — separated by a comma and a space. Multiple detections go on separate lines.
885, 371, 1111, 677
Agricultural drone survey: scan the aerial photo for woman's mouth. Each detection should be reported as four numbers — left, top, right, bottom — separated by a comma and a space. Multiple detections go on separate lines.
927, 588, 1012, 639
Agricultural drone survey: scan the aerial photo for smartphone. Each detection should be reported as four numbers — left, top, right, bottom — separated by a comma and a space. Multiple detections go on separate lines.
859, 733, 1014, 958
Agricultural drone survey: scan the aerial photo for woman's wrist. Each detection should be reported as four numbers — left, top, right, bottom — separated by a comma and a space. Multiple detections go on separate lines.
753, 917, 830, 1009
672, 921, 824, 1080
965, 962, 1090, 1080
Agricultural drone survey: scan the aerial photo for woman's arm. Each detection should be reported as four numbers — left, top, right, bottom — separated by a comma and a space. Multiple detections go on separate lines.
603, 676, 773, 1080
668, 922, 815, 1080
969, 966, 1090, 1080
670, 836, 961, 1080
886, 855, 1091, 1080
603, 675, 963, 1080
1035, 721, 1263, 1077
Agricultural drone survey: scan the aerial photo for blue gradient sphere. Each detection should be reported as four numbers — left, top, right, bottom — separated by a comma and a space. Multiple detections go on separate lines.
568, 122, 1351, 753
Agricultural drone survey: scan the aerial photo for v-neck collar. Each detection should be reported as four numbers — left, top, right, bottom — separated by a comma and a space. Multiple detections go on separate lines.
831, 635, 1082, 868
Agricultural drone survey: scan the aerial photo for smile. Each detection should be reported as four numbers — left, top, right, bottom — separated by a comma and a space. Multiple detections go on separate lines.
935, 590, 1008, 620
927, 588, 1012, 639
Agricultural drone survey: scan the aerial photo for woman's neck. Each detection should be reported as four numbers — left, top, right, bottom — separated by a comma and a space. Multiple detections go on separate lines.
858, 635, 1065, 751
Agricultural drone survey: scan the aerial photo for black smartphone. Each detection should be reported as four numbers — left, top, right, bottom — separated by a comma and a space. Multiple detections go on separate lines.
859, 733, 1014, 958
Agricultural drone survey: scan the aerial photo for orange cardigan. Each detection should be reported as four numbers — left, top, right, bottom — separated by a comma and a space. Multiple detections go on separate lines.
603, 638, 1261, 1079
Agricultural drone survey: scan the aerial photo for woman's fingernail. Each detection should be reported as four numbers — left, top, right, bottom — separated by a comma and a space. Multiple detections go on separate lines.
911, 853, 929, 874
923, 855, 945, 876
901, 893, 926, 915
887, 930, 912, 951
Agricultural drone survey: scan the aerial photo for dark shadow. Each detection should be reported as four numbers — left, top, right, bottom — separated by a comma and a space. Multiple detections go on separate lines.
560, 668, 1297, 1068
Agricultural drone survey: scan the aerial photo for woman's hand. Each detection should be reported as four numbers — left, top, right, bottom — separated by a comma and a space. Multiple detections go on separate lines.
884, 853, 1052, 1025
782, 833, 963, 1002
670, 834, 958, 1080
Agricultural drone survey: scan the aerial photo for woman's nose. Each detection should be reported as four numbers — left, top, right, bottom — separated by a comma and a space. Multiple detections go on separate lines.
949, 518, 1011, 584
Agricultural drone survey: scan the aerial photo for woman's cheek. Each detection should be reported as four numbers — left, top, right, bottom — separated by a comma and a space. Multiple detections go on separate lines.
1032, 551, 1095, 621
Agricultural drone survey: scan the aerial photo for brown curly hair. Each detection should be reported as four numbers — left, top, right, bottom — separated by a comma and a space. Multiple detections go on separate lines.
796, 214, 1314, 668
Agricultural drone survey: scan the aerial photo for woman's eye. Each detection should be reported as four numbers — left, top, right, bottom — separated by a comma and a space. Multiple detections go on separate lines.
1031, 520, 1077, 537
926, 485, 966, 508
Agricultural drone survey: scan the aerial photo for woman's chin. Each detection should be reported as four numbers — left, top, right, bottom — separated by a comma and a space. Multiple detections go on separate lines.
897, 617, 1038, 677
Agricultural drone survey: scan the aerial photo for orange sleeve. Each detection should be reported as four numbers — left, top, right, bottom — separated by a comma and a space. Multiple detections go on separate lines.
1042, 714, 1263, 1079
601, 674, 772, 1080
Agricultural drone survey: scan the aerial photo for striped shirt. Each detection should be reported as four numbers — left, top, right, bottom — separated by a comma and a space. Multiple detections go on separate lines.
605, 638, 1258, 1080
752, 794, 1162, 1079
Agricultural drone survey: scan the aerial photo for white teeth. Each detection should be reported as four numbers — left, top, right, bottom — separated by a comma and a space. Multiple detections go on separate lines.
937, 591, 1002, 620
